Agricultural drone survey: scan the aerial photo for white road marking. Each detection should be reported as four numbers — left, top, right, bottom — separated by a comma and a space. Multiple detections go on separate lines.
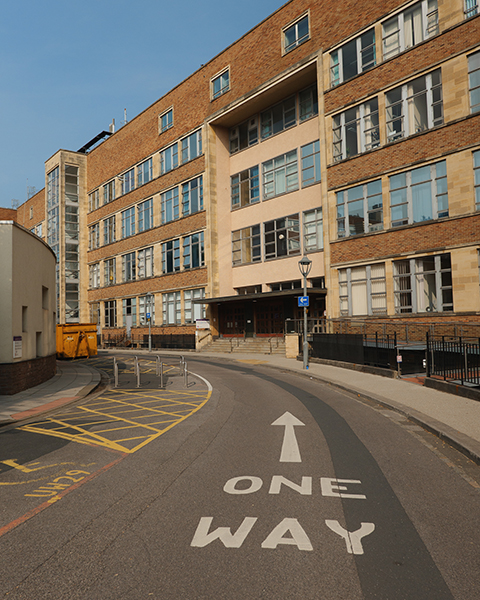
320, 478, 367, 499
190, 517, 257, 548
271, 412, 305, 463
261, 518, 313, 551
325, 520, 375, 555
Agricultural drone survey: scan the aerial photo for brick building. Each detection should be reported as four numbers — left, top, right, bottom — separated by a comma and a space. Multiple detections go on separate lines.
14, 0, 480, 343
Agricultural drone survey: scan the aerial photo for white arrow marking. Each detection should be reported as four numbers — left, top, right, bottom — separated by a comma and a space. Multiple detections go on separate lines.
271, 412, 305, 462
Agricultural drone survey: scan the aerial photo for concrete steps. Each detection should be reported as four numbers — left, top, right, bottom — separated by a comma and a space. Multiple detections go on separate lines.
201, 337, 285, 355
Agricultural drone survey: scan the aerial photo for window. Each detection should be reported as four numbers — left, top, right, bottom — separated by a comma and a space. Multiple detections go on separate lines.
138, 198, 153, 232
261, 96, 296, 139
122, 252, 136, 282
468, 51, 480, 114
263, 150, 298, 199
229, 118, 258, 154
386, 70, 443, 141
382, 0, 439, 60
474, 151, 480, 210
162, 239, 180, 273
181, 130, 202, 163
231, 167, 260, 209
301, 141, 321, 187
121, 207, 135, 238
465, 0, 479, 18
184, 289, 205, 323
264, 214, 300, 260
232, 225, 261, 265
339, 264, 387, 316
138, 247, 154, 278
104, 180, 115, 205
183, 232, 205, 269
104, 258, 116, 286
163, 292, 181, 325
139, 295, 155, 325
160, 143, 178, 174
283, 14, 309, 53
104, 300, 117, 328
122, 169, 135, 195
182, 176, 203, 216
394, 254, 453, 313
123, 298, 137, 328
89, 223, 100, 249
337, 180, 383, 238
159, 108, 173, 133
330, 29, 376, 87
390, 161, 448, 227
89, 189, 100, 211
299, 85, 319, 121
333, 98, 379, 161
137, 158, 152, 187
65, 205, 79, 241
161, 187, 179, 223
104, 215, 116, 245
36, 223, 42, 238
303, 208, 323, 252
212, 69, 229, 99
89, 263, 100, 289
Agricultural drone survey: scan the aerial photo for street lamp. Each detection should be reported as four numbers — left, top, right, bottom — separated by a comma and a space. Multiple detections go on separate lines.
298, 255, 312, 369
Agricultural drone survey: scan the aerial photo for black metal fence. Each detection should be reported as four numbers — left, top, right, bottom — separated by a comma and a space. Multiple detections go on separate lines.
310, 333, 398, 370
426, 334, 480, 387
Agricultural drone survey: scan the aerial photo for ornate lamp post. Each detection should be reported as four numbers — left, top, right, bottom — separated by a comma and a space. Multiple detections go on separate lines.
298, 255, 312, 369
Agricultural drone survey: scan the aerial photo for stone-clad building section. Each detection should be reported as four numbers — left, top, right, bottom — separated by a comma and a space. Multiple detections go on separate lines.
14, 0, 480, 342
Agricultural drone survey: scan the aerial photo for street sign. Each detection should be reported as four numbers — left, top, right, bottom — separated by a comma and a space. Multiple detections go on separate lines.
298, 296, 309, 307
146, 313, 151, 319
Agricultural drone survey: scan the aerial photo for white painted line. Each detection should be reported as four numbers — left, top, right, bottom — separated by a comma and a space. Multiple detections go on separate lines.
271, 412, 305, 463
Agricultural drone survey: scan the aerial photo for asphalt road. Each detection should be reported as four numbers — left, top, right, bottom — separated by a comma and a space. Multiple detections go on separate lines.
1, 356, 479, 599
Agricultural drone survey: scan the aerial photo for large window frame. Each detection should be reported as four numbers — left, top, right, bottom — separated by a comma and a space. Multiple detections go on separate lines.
138, 198, 153, 232
283, 14, 309, 54
162, 292, 181, 325
474, 150, 480, 211
183, 232, 205, 270
89, 263, 100, 289
301, 141, 321, 187
162, 239, 180, 274
264, 214, 301, 260
231, 167, 260, 209
333, 98, 380, 162
122, 169, 135, 195
330, 29, 376, 87
160, 143, 178, 174
262, 150, 298, 200
122, 252, 136, 282
184, 289, 205, 323
159, 108, 173, 133
232, 225, 262, 266
261, 96, 296, 140
465, 0, 479, 18
89, 223, 100, 249
161, 187, 179, 223
181, 130, 202, 163
182, 176, 203, 216
303, 208, 323, 252
137, 158, 153, 187
337, 180, 383, 238
212, 69, 230, 100
104, 300, 117, 328
468, 51, 480, 114
104, 180, 115, 205
339, 264, 387, 316
104, 258, 116, 286
104, 215, 116, 245
121, 207, 135, 238
138, 247, 154, 279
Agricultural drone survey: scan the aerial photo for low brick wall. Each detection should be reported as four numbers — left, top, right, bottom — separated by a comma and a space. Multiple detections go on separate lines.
0, 354, 56, 395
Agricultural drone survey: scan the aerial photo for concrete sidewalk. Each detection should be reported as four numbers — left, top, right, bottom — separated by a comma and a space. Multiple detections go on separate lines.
1, 350, 479, 465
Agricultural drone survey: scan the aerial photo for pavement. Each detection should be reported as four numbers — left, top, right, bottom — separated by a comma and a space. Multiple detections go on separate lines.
1, 350, 479, 465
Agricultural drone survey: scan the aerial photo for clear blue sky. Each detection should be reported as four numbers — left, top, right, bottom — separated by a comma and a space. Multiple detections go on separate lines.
0, 0, 285, 208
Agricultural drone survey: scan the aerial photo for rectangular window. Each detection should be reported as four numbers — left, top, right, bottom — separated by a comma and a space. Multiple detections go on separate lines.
283, 14, 309, 53
89, 223, 100, 249
301, 141, 321, 187
339, 264, 387, 316
104, 180, 115, 205
89, 263, 100, 289
465, 0, 479, 17
231, 167, 260, 209
382, 0, 438, 60
394, 254, 453, 313
137, 158, 152, 187
89, 189, 100, 211
122, 298, 137, 328
122, 252, 136, 282
229, 118, 258, 154
184, 289, 206, 323
104, 258, 116, 286
121, 207, 135, 238
386, 69, 443, 142
263, 150, 298, 199
232, 225, 261, 265
303, 208, 323, 252
139, 295, 155, 326
333, 98, 379, 161
160, 143, 178, 174
183, 232, 205, 269
264, 214, 300, 260
261, 96, 296, 139
474, 150, 480, 210
162, 292, 181, 325
138, 198, 153, 232
182, 176, 203, 216
161, 187, 179, 223
212, 69, 229, 99
468, 51, 480, 114
104, 300, 117, 328
104, 215, 116, 245
299, 85, 319, 121
390, 161, 448, 227
122, 168, 135, 195
162, 239, 180, 273
330, 29, 376, 87
159, 108, 173, 133
337, 180, 383, 238
181, 130, 202, 163
138, 247, 154, 279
